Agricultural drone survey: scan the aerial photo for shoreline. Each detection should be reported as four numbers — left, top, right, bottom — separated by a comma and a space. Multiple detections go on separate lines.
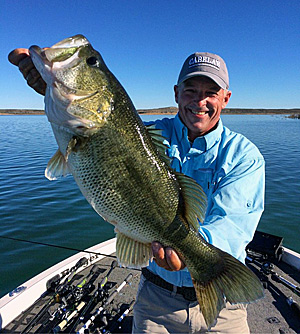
1, 108, 300, 117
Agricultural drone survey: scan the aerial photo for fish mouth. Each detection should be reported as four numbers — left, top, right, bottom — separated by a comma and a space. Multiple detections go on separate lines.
30, 34, 90, 63
29, 35, 85, 85
29, 37, 97, 102
29, 36, 100, 135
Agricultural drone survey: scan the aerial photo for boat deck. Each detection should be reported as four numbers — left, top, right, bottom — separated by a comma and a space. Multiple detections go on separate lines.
3, 254, 300, 333
247, 258, 300, 334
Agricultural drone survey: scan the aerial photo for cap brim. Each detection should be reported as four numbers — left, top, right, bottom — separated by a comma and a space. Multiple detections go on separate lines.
177, 72, 228, 90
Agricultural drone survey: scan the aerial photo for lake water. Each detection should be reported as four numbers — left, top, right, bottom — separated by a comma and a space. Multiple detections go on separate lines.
1, 114, 299, 298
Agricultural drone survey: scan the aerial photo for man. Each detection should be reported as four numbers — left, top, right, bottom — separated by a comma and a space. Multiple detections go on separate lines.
9, 50, 265, 333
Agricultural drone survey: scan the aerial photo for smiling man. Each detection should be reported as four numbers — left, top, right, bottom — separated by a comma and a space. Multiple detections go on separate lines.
133, 53, 265, 334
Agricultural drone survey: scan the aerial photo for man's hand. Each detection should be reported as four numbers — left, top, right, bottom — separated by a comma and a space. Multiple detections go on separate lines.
151, 241, 186, 271
8, 48, 46, 96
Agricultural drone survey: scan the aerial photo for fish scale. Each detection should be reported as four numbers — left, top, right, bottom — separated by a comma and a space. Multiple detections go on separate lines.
29, 34, 264, 328
65, 120, 180, 243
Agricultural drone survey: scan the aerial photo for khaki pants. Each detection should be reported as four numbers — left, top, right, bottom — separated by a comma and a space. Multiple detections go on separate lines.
132, 275, 249, 334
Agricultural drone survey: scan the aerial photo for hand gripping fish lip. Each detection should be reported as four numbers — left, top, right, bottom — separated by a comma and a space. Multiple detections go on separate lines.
29, 45, 81, 84
29, 45, 99, 135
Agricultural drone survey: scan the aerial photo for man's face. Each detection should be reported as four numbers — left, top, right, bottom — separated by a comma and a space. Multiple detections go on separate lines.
174, 77, 231, 141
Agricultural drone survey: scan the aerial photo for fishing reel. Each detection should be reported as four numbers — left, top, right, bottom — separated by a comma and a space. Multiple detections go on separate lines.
258, 262, 274, 288
97, 282, 113, 300
260, 262, 274, 275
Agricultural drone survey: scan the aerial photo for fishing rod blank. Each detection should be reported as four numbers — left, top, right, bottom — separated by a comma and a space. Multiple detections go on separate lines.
271, 272, 300, 297
46, 257, 89, 293
76, 273, 133, 334
55, 257, 89, 295
247, 257, 300, 297
259, 261, 300, 297
0, 234, 117, 259
98, 260, 118, 290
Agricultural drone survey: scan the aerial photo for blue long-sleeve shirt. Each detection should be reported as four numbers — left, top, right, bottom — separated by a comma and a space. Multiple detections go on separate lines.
147, 114, 265, 287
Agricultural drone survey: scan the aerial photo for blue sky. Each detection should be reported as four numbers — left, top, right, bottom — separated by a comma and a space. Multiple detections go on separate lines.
1, 0, 299, 110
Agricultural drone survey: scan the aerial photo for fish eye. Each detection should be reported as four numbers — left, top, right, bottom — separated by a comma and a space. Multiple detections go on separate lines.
86, 56, 99, 67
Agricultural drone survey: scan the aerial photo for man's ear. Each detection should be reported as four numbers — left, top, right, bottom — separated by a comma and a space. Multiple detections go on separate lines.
222, 90, 232, 109
174, 85, 179, 104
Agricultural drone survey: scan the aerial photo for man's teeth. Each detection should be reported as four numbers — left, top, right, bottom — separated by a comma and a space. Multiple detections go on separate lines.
191, 110, 206, 115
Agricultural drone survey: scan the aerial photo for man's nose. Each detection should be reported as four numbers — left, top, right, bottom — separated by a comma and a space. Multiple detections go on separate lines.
194, 93, 207, 106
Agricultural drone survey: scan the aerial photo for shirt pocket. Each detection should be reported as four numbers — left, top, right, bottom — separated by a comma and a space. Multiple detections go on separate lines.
193, 168, 214, 197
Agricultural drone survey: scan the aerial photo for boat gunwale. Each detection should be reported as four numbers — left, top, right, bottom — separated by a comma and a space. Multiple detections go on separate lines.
282, 246, 300, 271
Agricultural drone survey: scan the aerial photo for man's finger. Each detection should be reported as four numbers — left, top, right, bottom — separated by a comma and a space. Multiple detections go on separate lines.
152, 242, 171, 269
30, 78, 47, 96
19, 57, 36, 80
151, 242, 186, 271
152, 242, 166, 261
8, 48, 30, 66
165, 247, 185, 271
8, 48, 46, 96
26, 68, 42, 85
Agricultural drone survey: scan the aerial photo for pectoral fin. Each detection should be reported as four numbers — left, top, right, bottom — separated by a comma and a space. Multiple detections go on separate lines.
45, 149, 70, 180
116, 232, 152, 268
45, 136, 88, 180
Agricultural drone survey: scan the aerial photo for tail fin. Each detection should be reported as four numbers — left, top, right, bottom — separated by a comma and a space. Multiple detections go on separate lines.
191, 251, 264, 328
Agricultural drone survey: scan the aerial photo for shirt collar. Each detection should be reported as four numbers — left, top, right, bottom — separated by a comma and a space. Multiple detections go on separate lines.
174, 113, 223, 151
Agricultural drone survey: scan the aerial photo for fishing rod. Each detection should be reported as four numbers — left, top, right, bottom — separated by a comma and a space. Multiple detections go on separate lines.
259, 261, 300, 298
52, 264, 104, 333
76, 273, 133, 334
67, 260, 118, 333
20, 257, 89, 334
54, 257, 89, 296
41, 263, 103, 333
247, 257, 300, 320
0, 235, 117, 259
101, 300, 135, 334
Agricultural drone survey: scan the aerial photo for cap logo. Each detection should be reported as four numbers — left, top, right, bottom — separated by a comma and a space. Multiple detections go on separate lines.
189, 56, 220, 70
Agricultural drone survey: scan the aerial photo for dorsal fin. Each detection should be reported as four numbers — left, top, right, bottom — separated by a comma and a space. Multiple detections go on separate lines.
175, 172, 207, 231
146, 124, 171, 166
